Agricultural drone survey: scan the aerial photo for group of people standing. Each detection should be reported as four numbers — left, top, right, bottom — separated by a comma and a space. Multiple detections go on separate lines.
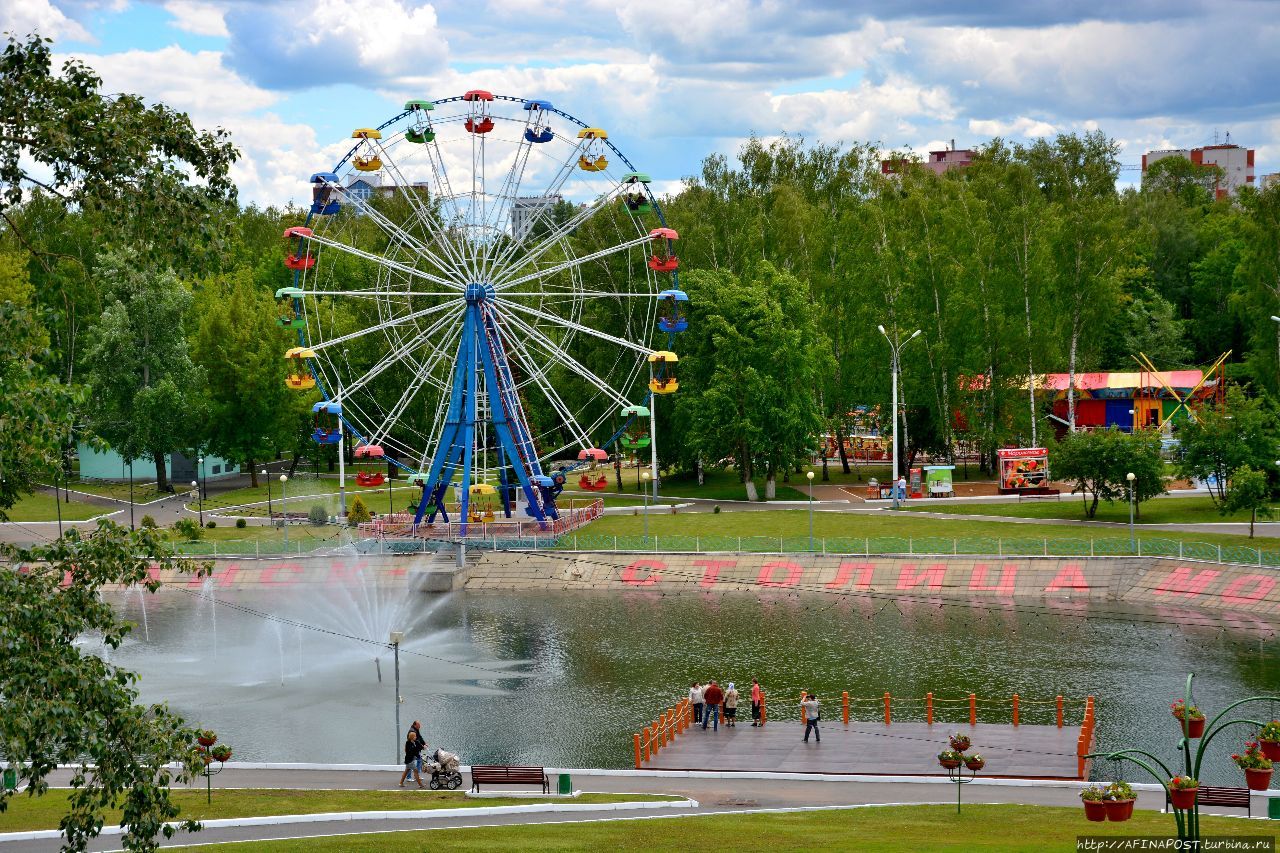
688, 679, 764, 731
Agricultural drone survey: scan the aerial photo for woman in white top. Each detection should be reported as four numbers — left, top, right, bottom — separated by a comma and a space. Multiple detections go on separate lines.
690, 682, 705, 724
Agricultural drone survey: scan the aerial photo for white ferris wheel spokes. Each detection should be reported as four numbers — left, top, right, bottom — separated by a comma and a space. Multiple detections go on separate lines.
275, 93, 690, 534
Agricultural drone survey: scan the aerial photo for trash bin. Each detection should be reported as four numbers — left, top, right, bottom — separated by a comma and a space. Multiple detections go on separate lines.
1269, 795, 1280, 820
3, 768, 16, 791
558, 773, 572, 795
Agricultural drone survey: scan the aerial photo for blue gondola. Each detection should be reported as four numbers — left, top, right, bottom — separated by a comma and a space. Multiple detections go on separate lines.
658, 288, 689, 333
310, 172, 341, 215
312, 401, 342, 444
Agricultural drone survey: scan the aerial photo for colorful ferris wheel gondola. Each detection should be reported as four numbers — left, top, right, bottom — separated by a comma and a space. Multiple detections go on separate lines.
648, 351, 679, 395
576, 447, 610, 491
577, 127, 608, 171
648, 227, 679, 272
621, 172, 652, 215
275, 286, 305, 330
522, 99, 555, 143
619, 404, 651, 450
403, 100, 435, 143
658, 289, 688, 333
463, 90, 494, 134
310, 172, 341, 215
284, 346, 316, 390
351, 128, 383, 171
312, 401, 342, 444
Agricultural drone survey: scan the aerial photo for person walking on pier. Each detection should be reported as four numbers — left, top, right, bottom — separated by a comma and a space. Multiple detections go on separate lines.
702, 680, 724, 731
724, 682, 739, 727
409, 720, 425, 778
690, 682, 705, 724
400, 730, 425, 787
750, 679, 763, 727
802, 692, 821, 744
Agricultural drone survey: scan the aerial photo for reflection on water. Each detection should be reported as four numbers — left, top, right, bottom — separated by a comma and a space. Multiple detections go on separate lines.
98, 580, 1280, 784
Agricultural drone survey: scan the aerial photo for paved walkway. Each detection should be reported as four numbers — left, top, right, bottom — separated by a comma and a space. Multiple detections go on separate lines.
0, 767, 1182, 852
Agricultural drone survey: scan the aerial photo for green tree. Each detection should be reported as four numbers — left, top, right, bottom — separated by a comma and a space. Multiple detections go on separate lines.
81, 247, 205, 491
0, 523, 208, 851
0, 35, 237, 268
1221, 464, 1274, 537
348, 495, 372, 525
192, 269, 291, 488
1051, 428, 1167, 518
1177, 386, 1280, 504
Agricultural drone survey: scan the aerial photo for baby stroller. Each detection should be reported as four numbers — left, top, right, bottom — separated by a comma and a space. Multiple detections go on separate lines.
426, 748, 463, 790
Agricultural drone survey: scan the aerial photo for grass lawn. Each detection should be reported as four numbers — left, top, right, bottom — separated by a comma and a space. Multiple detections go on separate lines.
0, 789, 681, 832
573, 509, 1279, 552
2, 492, 109, 522
905, 494, 1280, 526
655, 469, 808, 502
164, 803, 1275, 852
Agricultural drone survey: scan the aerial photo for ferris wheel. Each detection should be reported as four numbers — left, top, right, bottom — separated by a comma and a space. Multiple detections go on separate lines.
275, 91, 688, 532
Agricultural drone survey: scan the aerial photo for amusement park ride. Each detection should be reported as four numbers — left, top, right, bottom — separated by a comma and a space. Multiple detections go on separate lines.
276, 93, 687, 536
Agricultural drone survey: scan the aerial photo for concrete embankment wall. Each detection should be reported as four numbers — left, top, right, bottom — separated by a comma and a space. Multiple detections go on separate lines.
113, 550, 1280, 619
462, 551, 1280, 618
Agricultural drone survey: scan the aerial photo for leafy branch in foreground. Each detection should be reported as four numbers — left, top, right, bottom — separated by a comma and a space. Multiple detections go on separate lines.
0, 522, 211, 852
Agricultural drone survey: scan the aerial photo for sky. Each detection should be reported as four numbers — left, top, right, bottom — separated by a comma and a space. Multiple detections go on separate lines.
7, 0, 1280, 208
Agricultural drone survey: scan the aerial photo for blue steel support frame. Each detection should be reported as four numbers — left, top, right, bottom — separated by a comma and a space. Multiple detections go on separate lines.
411, 290, 549, 533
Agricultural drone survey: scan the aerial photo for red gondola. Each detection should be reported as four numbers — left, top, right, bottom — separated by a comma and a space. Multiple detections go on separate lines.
356, 471, 386, 488
578, 474, 609, 491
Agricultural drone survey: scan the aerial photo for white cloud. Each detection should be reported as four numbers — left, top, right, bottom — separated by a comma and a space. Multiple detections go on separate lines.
71, 45, 276, 114
163, 0, 229, 37
967, 116, 1057, 138
0, 0, 92, 41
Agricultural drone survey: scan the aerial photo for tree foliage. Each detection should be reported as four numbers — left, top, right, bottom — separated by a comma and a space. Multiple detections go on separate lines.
1177, 386, 1280, 504
1221, 464, 1274, 537
0, 523, 210, 851
1051, 428, 1167, 518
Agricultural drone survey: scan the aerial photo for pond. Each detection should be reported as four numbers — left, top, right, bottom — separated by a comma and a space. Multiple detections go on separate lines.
96, 577, 1280, 785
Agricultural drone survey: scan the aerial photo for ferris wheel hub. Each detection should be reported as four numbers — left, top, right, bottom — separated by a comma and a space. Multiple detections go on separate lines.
464, 283, 496, 304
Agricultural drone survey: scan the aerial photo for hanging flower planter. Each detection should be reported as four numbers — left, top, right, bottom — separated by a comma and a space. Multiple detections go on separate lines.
1168, 776, 1199, 810
1234, 742, 1274, 790
937, 749, 963, 770
1171, 701, 1205, 738
210, 745, 232, 762
964, 754, 985, 771
949, 733, 971, 752
1080, 785, 1107, 822
1104, 781, 1136, 822
196, 729, 217, 748
1258, 722, 1280, 760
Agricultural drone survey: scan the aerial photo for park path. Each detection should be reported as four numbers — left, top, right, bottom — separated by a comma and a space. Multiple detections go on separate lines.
0, 767, 1179, 852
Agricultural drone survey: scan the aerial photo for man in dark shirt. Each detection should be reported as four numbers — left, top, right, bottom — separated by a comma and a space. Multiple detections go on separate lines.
702, 680, 725, 731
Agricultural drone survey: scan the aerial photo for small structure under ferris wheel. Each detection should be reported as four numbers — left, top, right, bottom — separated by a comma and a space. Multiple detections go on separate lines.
275, 92, 690, 538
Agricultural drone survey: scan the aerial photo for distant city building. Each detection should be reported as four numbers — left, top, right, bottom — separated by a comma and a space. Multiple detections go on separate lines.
76, 442, 240, 483
1262, 173, 1280, 191
1141, 144, 1256, 199
511, 195, 562, 240
881, 142, 975, 177
343, 173, 430, 204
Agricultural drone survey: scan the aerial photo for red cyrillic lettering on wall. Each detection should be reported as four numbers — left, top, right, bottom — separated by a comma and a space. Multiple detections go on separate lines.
694, 559, 736, 588
621, 559, 665, 586
260, 564, 303, 585
758, 561, 804, 588
826, 562, 874, 590
896, 563, 946, 591
1221, 574, 1277, 607
970, 563, 1018, 595
1044, 563, 1090, 592
1153, 567, 1221, 598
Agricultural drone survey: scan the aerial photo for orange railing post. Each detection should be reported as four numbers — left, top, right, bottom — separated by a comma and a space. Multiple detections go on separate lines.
666, 709, 675, 745
1056, 695, 1064, 729
634, 733, 642, 768
969, 693, 977, 726
883, 692, 891, 725
642, 725, 651, 762
1012, 693, 1019, 727
801, 692, 807, 729
761, 691, 767, 727
842, 691, 849, 725
926, 692, 934, 726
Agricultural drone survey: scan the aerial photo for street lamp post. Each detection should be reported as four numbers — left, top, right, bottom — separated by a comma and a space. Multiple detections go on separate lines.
389, 630, 403, 763
54, 467, 63, 538
280, 474, 289, 546
128, 459, 135, 531
806, 470, 815, 551
642, 471, 651, 542
263, 470, 272, 519
877, 325, 923, 509
1126, 472, 1136, 550
192, 480, 203, 527
198, 455, 206, 500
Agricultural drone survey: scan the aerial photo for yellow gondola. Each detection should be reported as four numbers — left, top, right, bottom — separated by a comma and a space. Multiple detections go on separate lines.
285, 347, 316, 390
648, 351, 679, 395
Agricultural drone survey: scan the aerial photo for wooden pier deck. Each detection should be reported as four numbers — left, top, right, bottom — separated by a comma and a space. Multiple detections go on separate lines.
644, 721, 1083, 779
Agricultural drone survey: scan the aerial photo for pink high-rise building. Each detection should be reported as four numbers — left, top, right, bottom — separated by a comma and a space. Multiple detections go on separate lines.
1142, 144, 1256, 199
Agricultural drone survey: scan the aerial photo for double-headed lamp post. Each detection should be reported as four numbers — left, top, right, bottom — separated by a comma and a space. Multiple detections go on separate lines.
1126, 472, 1136, 550
192, 480, 203, 526
877, 325, 923, 509
642, 471, 651, 542
806, 470, 815, 550
280, 474, 289, 546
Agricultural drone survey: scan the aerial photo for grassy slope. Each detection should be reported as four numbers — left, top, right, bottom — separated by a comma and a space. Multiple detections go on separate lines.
574, 509, 1276, 550
905, 494, 1280, 526
3, 492, 108, 522
165, 804, 1274, 852
0, 789, 680, 832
